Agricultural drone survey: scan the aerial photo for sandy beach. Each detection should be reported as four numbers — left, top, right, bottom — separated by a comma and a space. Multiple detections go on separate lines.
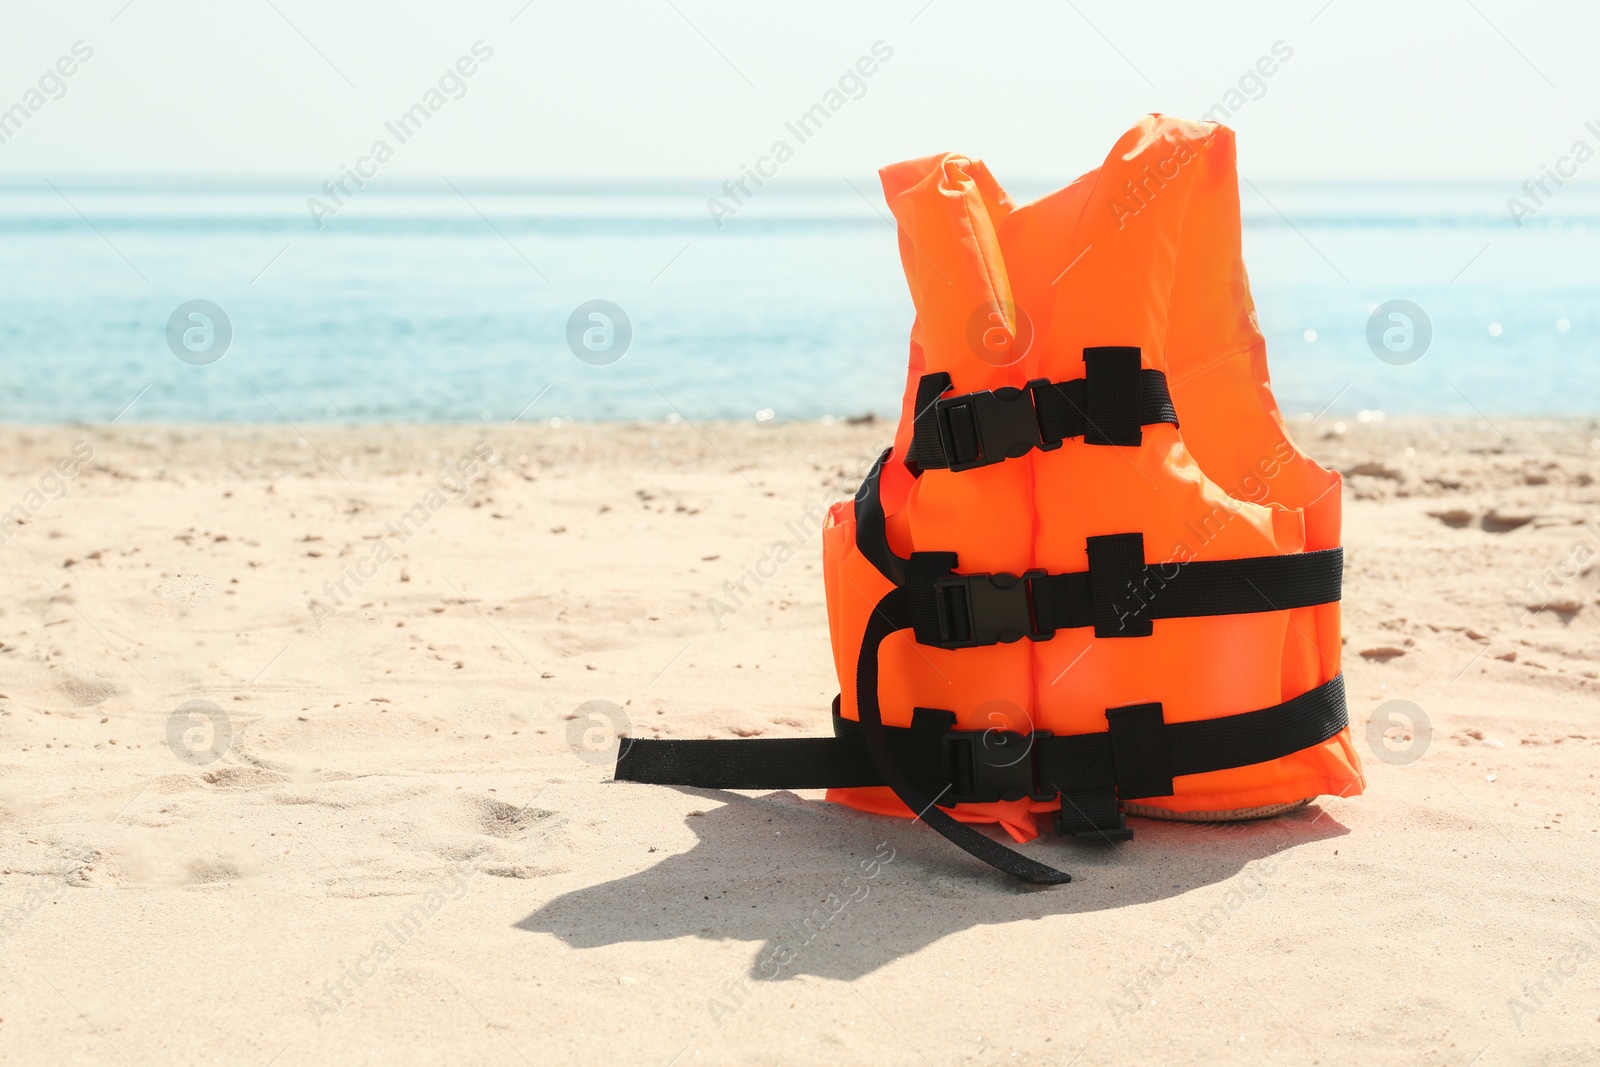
1, 415, 1597, 1065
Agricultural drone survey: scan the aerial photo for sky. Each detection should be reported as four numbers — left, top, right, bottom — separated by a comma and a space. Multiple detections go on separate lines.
0, 0, 1597, 184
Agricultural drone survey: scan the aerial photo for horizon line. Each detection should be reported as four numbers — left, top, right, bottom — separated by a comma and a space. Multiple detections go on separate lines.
0, 172, 1585, 195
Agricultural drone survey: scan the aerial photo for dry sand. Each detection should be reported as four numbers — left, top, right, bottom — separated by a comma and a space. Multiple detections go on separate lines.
0, 416, 1597, 1065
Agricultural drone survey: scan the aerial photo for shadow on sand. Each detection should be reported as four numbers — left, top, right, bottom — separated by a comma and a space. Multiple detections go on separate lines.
516, 785, 1349, 982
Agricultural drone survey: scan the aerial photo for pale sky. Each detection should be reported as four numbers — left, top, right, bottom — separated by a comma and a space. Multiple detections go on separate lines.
1, 0, 1596, 183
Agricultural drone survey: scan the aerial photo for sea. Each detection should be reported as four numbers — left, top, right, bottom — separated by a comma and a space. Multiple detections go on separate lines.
0, 177, 1596, 424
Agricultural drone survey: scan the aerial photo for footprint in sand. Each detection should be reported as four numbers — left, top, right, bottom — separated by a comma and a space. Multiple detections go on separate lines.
200, 765, 290, 790
62, 847, 115, 888
459, 793, 563, 841
455, 794, 571, 878
55, 667, 123, 707
185, 856, 247, 885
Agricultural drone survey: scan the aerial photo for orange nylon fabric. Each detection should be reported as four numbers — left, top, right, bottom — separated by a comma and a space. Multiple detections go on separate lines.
823, 115, 1365, 842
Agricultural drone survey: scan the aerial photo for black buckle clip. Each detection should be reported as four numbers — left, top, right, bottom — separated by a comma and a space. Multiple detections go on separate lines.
941, 729, 1054, 805
932, 569, 1055, 649
935, 378, 1057, 473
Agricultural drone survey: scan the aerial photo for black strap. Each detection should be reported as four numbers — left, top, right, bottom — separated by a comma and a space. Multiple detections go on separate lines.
1086, 533, 1153, 637
850, 590, 1074, 884
911, 537, 1343, 647
850, 459, 1340, 649
616, 592, 1073, 884
615, 672, 1350, 874
853, 447, 906, 586
1033, 675, 1350, 797
612, 735, 877, 790
905, 348, 1178, 474
905, 372, 954, 477
618, 673, 1348, 800
1078, 346, 1150, 446
616, 675, 1347, 799
611, 695, 964, 793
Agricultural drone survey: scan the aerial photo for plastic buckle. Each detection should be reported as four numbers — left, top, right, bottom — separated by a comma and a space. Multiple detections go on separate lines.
935, 379, 1053, 472
941, 729, 1054, 804
932, 569, 1055, 649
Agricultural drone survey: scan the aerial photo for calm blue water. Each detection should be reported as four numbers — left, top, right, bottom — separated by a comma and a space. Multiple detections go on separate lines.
0, 178, 1596, 423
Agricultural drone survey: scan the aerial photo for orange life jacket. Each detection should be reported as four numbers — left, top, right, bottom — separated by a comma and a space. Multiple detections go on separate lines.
617, 116, 1365, 884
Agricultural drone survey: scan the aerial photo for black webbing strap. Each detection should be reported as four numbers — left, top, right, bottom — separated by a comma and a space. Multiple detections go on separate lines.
904, 348, 1178, 474
1033, 674, 1349, 797
614, 673, 1351, 876
850, 589, 1074, 884
617, 594, 1075, 884
905, 372, 954, 477
1086, 533, 1153, 638
611, 697, 953, 793
910, 538, 1343, 646
616, 675, 1348, 799
904, 550, 960, 646
853, 448, 906, 586
612, 734, 875, 790
1032, 368, 1177, 449
1105, 703, 1172, 797
1079, 346, 1150, 446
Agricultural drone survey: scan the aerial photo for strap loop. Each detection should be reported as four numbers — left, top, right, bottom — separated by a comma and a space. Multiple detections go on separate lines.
1082, 346, 1146, 446
1105, 702, 1174, 799
1086, 532, 1155, 638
